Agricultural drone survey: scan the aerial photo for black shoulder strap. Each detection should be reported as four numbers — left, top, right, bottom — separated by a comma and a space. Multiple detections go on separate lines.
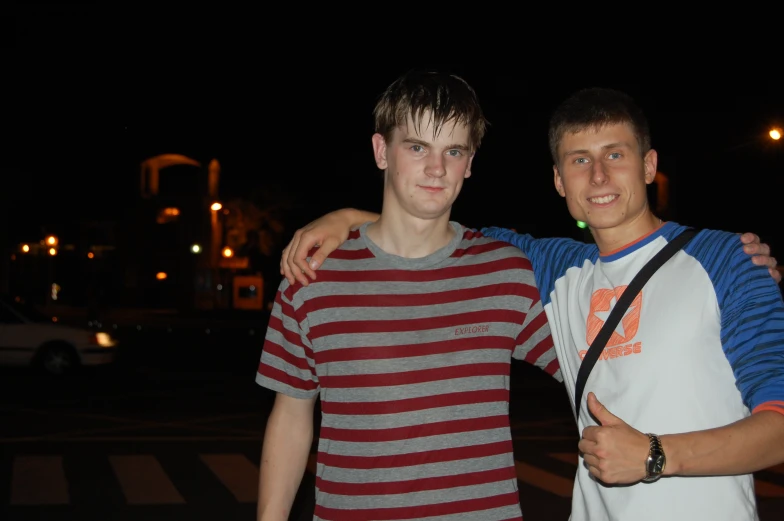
573, 228, 698, 415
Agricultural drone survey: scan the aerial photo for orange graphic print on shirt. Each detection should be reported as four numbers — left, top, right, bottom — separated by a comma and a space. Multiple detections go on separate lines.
586, 286, 643, 347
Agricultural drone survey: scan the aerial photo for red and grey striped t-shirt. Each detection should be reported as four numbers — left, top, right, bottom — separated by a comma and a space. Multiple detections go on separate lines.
257, 221, 559, 520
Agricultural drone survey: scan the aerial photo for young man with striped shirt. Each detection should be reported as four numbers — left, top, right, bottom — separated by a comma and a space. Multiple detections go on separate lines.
256, 71, 556, 520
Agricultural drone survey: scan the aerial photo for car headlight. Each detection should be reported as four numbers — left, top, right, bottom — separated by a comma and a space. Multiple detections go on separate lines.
91, 332, 117, 347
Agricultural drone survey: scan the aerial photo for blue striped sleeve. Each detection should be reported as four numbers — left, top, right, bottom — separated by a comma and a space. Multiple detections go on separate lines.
688, 229, 784, 416
481, 227, 597, 306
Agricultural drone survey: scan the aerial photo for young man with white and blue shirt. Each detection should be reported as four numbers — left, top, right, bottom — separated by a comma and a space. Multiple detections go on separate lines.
477, 87, 784, 520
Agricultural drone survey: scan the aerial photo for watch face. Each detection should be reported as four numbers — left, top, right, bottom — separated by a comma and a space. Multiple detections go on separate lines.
650, 455, 665, 474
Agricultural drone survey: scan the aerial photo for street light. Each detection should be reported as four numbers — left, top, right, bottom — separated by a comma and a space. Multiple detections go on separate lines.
726, 129, 783, 152
45, 235, 58, 247
211, 202, 222, 211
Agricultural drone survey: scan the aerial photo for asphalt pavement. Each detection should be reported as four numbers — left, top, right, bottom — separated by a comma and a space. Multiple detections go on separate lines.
1, 324, 782, 521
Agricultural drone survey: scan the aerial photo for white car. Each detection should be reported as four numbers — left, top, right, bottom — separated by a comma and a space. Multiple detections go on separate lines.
0, 295, 118, 375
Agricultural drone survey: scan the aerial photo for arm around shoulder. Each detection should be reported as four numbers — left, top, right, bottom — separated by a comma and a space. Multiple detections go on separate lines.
344, 208, 380, 227
282, 208, 380, 285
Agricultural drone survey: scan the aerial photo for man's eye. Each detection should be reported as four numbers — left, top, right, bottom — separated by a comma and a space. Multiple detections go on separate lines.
411, 145, 424, 152
447, 149, 462, 157
609, 152, 621, 159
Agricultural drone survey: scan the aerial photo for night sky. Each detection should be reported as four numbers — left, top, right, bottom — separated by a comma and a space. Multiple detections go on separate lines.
5, 6, 783, 254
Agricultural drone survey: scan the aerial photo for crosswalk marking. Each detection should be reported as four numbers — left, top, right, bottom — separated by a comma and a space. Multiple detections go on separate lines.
109, 455, 185, 504
200, 454, 259, 503
755, 460, 784, 498
515, 460, 574, 498
755, 480, 784, 498
5, 452, 783, 506
521, 453, 784, 499
10, 456, 69, 505
549, 452, 579, 465
307, 453, 318, 475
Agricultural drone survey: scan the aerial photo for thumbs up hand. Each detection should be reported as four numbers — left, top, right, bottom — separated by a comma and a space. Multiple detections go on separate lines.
578, 392, 651, 484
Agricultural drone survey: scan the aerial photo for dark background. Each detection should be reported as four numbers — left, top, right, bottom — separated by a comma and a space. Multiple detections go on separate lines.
4, 6, 783, 255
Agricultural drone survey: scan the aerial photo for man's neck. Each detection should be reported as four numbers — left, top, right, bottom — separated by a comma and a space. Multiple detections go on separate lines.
592, 212, 663, 255
366, 212, 455, 259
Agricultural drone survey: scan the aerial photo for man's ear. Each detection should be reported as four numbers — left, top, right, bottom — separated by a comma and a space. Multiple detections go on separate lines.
554, 164, 566, 197
643, 148, 658, 185
464, 152, 475, 179
372, 133, 388, 170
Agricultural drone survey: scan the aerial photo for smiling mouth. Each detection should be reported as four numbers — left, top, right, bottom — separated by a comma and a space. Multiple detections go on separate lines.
419, 186, 445, 192
588, 195, 618, 204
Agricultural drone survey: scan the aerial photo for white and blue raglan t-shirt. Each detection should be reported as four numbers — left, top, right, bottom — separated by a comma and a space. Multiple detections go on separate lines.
482, 221, 784, 521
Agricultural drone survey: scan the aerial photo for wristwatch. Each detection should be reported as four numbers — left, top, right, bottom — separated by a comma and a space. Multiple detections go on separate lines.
643, 433, 666, 483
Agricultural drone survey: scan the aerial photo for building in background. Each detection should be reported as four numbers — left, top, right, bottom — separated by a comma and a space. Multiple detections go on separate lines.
5, 154, 265, 314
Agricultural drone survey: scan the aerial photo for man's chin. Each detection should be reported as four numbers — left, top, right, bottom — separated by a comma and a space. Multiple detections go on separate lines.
406, 201, 453, 219
574, 218, 617, 232
409, 208, 452, 221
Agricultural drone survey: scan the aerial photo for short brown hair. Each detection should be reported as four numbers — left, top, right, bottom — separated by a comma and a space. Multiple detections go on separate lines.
548, 87, 651, 165
373, 70, 488, 152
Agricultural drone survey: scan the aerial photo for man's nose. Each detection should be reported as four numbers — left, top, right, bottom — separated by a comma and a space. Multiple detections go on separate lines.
425, 154, 445, 177
590, 162, 607, 185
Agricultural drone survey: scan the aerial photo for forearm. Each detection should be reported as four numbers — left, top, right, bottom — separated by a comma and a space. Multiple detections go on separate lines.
344, 208, 379, 228
257, 396, 315, 521
663, 410, 784, 476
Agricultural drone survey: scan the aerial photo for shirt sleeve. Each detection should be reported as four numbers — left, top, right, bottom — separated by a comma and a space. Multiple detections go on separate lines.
481, 226, 596, 308
515, 291, 562, 382
697, 230, 784, 417
476, 229, 562, 381
256, 280, 320, 399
